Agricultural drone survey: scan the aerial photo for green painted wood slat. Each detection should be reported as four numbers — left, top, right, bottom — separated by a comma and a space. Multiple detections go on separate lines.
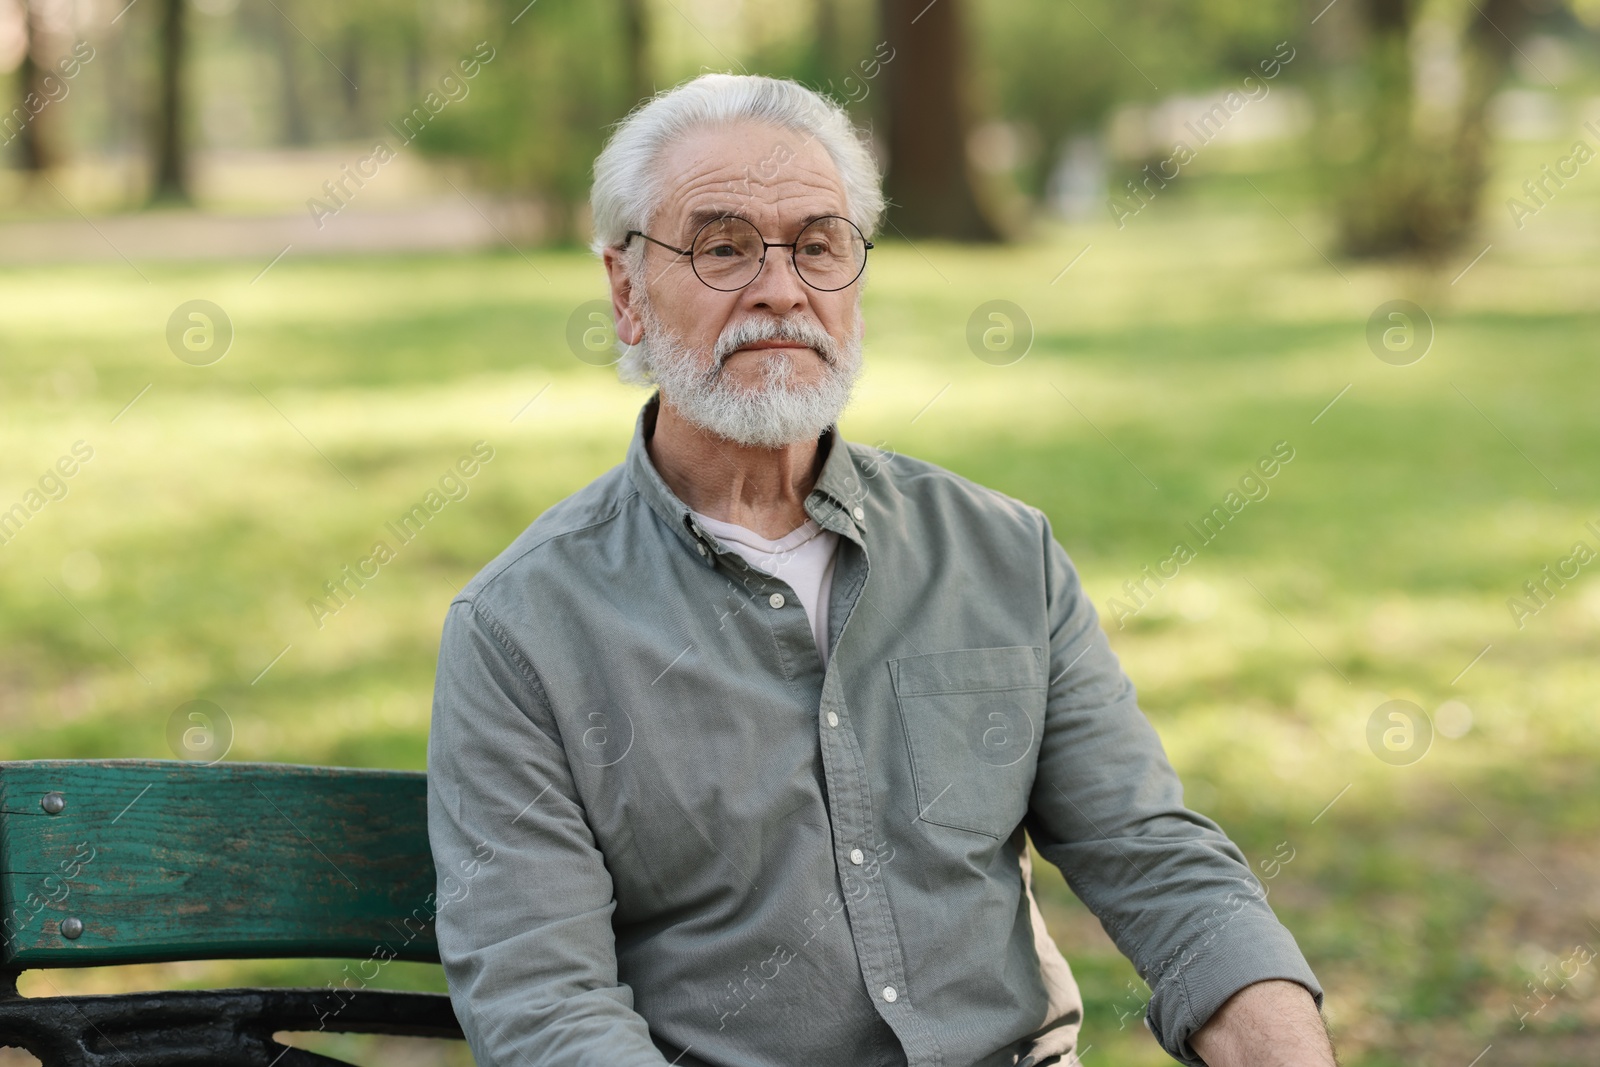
0, 760, 441, 968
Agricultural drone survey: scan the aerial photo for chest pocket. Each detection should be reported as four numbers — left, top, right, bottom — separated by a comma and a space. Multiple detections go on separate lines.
889, 645, 1046, 840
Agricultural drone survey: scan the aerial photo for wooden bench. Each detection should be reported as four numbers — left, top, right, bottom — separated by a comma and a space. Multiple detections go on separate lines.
0, 759, 465, 1066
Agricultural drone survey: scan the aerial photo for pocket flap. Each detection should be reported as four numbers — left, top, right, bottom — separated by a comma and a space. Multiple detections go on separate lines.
890, 645, 1044, 697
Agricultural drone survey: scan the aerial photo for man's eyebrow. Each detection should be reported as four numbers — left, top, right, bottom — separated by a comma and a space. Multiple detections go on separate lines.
681, 207, 745, 239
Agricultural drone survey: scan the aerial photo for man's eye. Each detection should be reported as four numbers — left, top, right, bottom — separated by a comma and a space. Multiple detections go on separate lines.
798, 242, 828, 256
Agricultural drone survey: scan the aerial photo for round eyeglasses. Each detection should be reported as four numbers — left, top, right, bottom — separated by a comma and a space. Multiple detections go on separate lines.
622, 214, 872, 292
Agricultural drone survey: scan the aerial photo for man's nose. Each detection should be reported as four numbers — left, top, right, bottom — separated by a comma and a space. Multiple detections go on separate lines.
741, 249, 809, 316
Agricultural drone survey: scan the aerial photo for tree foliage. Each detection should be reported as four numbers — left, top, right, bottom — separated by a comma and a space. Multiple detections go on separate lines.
1310, 0, 1575, 258
7, 0, 1597, 258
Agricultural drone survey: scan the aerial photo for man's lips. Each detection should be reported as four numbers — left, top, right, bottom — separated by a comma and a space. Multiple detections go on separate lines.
737, 340, 813, 350
717, 341, 822, 371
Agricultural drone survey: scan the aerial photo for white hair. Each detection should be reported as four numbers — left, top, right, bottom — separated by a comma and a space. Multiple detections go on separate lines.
588, 72, 885, 258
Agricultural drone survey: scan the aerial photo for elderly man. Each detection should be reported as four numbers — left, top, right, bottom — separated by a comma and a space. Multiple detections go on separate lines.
427, 74, 1336, 1067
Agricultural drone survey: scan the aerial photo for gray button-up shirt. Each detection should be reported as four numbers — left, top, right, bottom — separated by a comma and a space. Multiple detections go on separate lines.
427, 393, 1322, 1067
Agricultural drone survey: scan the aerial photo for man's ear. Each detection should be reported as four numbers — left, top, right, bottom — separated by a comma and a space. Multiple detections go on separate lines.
602, 247, 644, 346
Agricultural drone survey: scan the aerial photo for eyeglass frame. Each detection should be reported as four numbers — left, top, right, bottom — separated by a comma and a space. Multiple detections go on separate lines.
620, 213, 874, 293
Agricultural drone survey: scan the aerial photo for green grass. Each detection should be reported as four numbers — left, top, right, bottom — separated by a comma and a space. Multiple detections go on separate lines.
3, 144, 1599, 1064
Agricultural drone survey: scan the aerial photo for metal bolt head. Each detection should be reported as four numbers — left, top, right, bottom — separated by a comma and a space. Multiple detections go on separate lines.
60, 917, 84, 940
40, 792, 65, 814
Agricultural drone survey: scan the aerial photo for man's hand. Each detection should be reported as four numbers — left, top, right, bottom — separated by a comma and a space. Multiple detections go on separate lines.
1188, 979, 1337, 1066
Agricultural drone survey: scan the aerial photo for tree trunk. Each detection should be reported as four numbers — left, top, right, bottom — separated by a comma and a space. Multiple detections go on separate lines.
150, 0, 190, 203
340, 28, 362, 138
268, 9, 309, 145
1319, 0, 1529, 258
620, 0, 651, 107
879, 0, 1001, 241
1453, 0, 1530, 227
15, 0, 55, 172
808, 0, 848, 102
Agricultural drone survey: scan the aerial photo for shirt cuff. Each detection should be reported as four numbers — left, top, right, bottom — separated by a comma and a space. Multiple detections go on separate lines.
1144, 913, 1324, 1066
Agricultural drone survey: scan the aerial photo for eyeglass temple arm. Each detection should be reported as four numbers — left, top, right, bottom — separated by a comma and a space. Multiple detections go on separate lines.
622, 231, 691, 256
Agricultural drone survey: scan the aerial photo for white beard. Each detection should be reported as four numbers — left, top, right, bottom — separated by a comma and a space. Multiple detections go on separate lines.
622, 296, 863, 449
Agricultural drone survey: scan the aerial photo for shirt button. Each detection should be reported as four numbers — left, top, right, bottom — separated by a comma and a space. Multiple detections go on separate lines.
849, 848, 864, 865
826, 711, 839, 728
881, 985, 898, 1003
696, 543, 707, 556
768, 592, 785, 609
852, 506, 865, 522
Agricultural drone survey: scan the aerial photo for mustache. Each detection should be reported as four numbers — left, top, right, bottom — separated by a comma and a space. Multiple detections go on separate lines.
713, 316, 840, 367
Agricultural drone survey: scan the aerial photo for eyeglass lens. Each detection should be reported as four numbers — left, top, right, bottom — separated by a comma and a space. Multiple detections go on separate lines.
690, 216, 866, 291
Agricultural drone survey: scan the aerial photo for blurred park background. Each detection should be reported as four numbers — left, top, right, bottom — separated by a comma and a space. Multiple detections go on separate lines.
3, 0, 1599, 1063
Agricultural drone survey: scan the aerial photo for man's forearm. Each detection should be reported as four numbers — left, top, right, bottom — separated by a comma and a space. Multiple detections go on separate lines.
1189, 979, 1337, 1067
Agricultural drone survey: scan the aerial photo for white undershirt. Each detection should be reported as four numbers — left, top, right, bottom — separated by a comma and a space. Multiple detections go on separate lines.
691, 509, 841, 668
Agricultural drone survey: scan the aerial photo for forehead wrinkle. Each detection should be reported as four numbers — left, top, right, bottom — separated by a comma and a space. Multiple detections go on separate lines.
673, 179, 845, 242
653, 133, 846, 240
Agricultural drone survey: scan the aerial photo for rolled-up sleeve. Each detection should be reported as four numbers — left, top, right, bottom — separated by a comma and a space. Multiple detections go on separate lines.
1022, 515, 1323, 1066
427, 597, 672, 1066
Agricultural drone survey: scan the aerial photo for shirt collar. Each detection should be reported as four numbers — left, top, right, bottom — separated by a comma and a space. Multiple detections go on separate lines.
624, 391, 867, 568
